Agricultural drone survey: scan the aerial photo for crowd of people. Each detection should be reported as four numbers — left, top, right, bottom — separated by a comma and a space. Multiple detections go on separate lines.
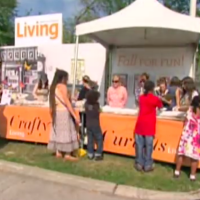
31, 68, 200, 181
106, 72, 199, 111
133, 75, 200, 181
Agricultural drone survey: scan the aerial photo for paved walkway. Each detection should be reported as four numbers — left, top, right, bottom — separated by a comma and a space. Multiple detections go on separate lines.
0, 171, 128, 200
0, 160, 199, 200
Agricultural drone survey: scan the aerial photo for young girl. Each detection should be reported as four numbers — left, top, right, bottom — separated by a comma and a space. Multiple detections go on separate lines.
174, 95, 200, 181
155, 79, 172, 110
134, 80, 163, 172
85, 90, 103, 161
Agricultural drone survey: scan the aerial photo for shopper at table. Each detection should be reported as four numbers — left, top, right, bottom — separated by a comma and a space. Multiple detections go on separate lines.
174, 95, 200, 181
48, 69, 80, 161
155, 78, 172, 110
168, 76, 182, 109
178, 77, 198, 111
135, 73, 149, 105
85, 90, 103, 161
134, 80, 162, 172
33, 72, 49, 101
2, 76, 11, 89
107, 75, 128, 108
77, 75, 98, 136
77, 75, 91, 101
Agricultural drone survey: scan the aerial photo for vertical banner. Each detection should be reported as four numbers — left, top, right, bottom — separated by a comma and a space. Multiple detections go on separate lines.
70, 59, 85, 84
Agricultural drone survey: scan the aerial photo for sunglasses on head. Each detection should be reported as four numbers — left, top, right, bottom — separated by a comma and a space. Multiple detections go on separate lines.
112, 80, 119, 83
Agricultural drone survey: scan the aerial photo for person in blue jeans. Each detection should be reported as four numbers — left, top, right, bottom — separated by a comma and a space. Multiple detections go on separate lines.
134, 80, 162, 172
85, 90, 103, 161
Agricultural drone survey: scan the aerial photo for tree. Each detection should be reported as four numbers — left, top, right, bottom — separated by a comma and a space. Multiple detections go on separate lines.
79, 0, 135, 17
63, 2, 97, 43
164, 0, 200, 14
79, 0, 200, 20
0, 0, 18, 45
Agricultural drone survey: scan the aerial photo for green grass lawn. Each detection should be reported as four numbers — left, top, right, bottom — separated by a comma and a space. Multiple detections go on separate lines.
0, 138, 199, 192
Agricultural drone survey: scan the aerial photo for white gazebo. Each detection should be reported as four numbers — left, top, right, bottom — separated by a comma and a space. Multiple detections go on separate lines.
72, 0, 200, 95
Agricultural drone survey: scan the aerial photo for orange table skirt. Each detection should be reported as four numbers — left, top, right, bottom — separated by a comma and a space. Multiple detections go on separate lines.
0, 105, 197, 168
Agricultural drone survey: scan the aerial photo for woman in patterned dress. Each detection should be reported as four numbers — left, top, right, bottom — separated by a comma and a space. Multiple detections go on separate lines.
47, 69, 80, 161
174, 95, 200, 181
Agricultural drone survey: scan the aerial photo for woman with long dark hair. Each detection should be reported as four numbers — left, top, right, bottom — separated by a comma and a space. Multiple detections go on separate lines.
178, 77, 198, 111
175, 95, 200, 181
48, 69, 80, 161
168, 76, 181, 109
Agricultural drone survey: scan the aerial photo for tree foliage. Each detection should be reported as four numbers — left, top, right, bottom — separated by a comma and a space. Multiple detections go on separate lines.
0, 0, 17, 45
67, 0, 200, 43
79, 0, 200, 20
164, 0, 200, 14
63, 3, 97, 43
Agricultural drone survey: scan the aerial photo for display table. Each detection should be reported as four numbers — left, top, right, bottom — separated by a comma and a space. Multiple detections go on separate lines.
0, 105, 195, 167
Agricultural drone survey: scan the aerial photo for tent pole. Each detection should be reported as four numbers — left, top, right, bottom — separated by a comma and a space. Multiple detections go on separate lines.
72, 36, 79, 98
193, 44, 198, 79
190, 0, 197, 17
108, 46, 113, 85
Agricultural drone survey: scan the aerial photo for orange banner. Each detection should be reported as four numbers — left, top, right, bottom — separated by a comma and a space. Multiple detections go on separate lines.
0, 106, 51, 143
0, 106, 196, 167
101, 114, 183, 165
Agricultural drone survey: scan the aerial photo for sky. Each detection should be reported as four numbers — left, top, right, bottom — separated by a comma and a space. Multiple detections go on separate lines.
17, 0, 82, 19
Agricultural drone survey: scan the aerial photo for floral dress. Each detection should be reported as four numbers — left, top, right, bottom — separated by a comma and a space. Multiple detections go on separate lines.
177, 109, 200, 160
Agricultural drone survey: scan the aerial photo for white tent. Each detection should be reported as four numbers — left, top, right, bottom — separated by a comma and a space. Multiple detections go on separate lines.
75, 0, 200, 46
72, 0, 200, 95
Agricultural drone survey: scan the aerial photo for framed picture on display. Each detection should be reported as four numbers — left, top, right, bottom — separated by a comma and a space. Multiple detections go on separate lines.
14, 49, 20, 61
0, 49, 6, 61
21, 49, 27, 60
133, 74, 141, 96
7, 50, 14, 61
28, 48, 35, 60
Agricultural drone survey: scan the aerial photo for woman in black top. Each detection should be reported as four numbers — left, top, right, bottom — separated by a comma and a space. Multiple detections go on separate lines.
85, 90, 103, 161
78, 76, 98, 134
77, 75, 91, 133
78, 75, 91, 100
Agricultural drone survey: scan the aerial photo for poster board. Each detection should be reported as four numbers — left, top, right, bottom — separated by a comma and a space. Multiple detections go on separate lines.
37, 44, 106, 105
0, 47, 38, 94
0, 89, 12, 105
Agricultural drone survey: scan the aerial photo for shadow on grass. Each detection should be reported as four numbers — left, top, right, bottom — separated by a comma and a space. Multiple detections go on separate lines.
0, 138, 9, 149
0, 105, 7, 149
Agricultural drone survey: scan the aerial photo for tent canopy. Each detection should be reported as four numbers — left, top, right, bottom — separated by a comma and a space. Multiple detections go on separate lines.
75, 0, 200, 47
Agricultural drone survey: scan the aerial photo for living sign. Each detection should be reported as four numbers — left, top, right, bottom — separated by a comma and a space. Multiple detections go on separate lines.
16, 21, 58, 39
118, 54, 185, 67
15, 13, 62, 46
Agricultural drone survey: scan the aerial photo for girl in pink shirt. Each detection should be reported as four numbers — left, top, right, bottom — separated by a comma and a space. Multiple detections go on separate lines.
107, 75, 128, 108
